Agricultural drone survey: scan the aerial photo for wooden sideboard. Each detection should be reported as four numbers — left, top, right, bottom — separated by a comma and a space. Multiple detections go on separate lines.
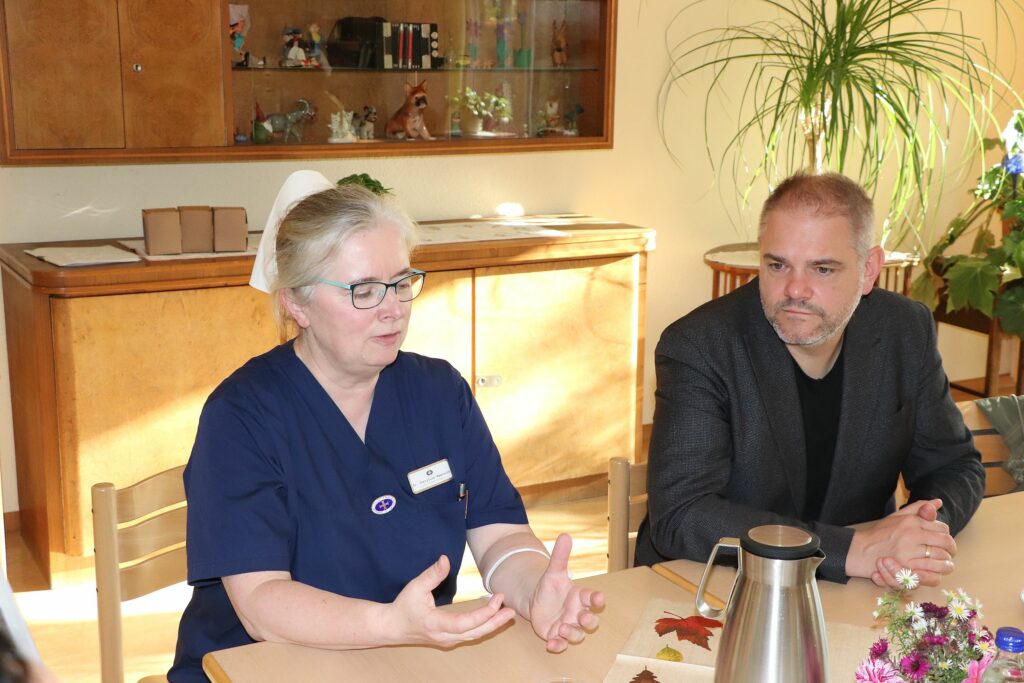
0, 218, 652, 585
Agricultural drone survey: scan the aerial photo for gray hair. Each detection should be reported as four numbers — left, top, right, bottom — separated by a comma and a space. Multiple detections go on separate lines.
758, 173, 875, 260
272, 184, 418, 324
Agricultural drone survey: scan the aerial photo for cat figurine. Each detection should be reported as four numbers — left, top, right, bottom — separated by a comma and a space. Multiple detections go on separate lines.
385, 82, 434, 140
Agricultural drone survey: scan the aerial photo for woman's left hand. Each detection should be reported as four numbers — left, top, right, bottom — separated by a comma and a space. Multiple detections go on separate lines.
528, 533, 605, 653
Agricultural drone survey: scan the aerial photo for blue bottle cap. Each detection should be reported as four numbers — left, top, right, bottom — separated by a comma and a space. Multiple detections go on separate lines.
994, 626, 1024, 653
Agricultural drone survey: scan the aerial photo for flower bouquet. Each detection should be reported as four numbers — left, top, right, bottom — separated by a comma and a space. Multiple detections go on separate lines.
856, 571, 994, 683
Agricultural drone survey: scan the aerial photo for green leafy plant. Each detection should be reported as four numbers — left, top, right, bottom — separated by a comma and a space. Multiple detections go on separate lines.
661, 0, 1017, 248
337, 173, 391, 195
446, 86, 512, 123
912, 110, 1024, 337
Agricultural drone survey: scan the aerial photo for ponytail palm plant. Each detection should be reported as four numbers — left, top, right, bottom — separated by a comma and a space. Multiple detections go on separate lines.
660, 0, 1017, 250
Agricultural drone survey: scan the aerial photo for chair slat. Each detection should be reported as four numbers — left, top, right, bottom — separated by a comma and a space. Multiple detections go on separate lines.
117, 506, 187, 564
116, 465, 186, 523
120, 546, 188, 601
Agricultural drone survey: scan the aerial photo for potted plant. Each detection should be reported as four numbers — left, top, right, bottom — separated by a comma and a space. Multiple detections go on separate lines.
912, 110, 1024, 337
662, 0, 1018, 249
446, 86, 512, 136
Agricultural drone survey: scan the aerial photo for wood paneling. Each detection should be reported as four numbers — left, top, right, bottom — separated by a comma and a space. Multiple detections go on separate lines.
3, 0, 124, 149
474, 255, 640, 486
402, 268, 473, 382
118, 0, 227, 148
51, 286, 279, 555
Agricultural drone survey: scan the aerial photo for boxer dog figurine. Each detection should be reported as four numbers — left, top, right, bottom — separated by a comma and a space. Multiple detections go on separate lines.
386, 82, 434, 140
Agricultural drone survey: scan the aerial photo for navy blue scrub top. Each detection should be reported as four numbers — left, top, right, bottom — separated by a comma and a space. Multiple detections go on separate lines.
168, 342, 528, 683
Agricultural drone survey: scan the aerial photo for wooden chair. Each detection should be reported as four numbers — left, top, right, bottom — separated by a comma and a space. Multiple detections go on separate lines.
92, 465, 187, 683
703, 242, 919, 299
607, 457, 648, 572
957, 400, 1020, 497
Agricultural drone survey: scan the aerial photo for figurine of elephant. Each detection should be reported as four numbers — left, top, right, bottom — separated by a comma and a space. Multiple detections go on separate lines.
267, 99, 316, 142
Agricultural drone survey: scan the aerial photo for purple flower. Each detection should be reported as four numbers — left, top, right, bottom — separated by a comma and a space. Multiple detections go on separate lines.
869, 639, 889, 659
856, 658, 903, 683
924, 633, 948, 646
1004, 153, 1024, 175
921, 602, 948, 619
900, 652, 931, 681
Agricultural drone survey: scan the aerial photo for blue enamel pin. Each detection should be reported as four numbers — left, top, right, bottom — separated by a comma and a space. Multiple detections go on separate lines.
371, 495, 397, 515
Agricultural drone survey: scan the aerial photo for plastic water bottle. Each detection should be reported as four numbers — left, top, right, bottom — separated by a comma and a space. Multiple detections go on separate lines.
981, 627, 1024, 683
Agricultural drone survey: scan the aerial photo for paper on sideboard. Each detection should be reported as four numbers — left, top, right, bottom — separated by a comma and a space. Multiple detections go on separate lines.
417, 222, 568, 243
24, 245, 141, 267
117, 235, 260, 261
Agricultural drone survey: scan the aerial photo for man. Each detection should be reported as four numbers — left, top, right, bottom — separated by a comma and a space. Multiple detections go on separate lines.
635, 173, 985, 586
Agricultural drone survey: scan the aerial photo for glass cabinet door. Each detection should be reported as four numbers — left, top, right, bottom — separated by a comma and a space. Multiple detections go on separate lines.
228, 0, 612, 156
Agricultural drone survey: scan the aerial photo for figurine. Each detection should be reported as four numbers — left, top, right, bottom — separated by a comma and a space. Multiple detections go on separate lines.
306, 23, 322, 66
352, 105, 378, 140
386, 82, 434, 140
267, 99, 316, 142
251, 101, 273, 144
281, 27, 306, 67
228, 4, 250, 67
564, 103, 584, 135
514, 11, 531, 68
543, 96, 562, 130
327, 111, 356, 143
552, 20, 568, 67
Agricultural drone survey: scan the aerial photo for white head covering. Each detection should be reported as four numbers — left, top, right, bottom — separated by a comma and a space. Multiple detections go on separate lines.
250, 170, 336, 293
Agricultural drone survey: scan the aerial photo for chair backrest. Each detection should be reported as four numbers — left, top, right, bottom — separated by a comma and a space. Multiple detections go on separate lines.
957, 400, 1019, 497
92, 465, 187, 683
607, 457, 648, 572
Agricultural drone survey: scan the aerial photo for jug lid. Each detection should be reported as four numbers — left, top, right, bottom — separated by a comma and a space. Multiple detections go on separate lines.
741, 525, 820, 560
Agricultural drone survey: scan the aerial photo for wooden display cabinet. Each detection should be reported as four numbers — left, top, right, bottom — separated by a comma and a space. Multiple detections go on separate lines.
0, 0, 615, 164
1, 218, 650, 585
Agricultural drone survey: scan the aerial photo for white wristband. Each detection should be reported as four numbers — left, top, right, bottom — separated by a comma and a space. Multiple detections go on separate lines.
482, 547, 550, 594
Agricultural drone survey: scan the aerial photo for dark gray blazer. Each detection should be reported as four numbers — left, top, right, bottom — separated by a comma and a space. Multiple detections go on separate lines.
634, 281, 985, 581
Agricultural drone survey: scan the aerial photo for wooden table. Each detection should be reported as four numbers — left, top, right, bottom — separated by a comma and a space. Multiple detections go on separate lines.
203, 494, 1023, 682
203, 566, 694, 683
655, 492, 1024, 631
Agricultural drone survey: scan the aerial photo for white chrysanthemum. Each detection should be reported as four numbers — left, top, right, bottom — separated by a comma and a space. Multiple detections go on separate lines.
978, 640, 993, 654
906, 602, 924, 619
896, 568, 920, 590
872, 609, 880, 619
877, 597, 885, 606
938, 660, 952, 670
913, 617, 928, 632
949, 601, 970, 621
973, 600, 983, 619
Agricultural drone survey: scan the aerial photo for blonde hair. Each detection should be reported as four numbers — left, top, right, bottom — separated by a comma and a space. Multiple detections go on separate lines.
272, 184, 418, 327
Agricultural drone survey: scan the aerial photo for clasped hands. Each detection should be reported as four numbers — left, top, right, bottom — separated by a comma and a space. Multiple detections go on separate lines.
846, 498, 957, 589
388, 533, 604, 652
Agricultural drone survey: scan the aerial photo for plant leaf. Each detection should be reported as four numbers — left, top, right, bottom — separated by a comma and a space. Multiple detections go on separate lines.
654, 614, 724, 650
909, 270, 941, 310
995, 285, 1024, 337
944, 258, 1001, 315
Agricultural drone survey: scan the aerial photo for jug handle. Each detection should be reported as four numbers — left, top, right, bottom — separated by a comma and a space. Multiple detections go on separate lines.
695, 537, 739, 619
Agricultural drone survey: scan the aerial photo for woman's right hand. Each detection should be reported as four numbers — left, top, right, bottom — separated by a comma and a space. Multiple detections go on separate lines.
387, 555, 516, 647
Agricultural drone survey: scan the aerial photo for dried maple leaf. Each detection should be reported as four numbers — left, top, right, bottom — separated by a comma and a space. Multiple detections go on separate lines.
629, 666, 659, 682
653, 611, 723, 650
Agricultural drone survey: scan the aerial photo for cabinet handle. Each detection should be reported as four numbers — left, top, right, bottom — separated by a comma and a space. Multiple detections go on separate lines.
476, 375, 503, 388
132, 64, 143, 73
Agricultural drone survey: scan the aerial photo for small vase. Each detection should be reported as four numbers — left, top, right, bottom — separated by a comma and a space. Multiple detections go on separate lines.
460, 110, 485, 136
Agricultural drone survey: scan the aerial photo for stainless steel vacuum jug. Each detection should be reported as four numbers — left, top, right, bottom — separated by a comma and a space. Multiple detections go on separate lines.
695, 525, 829, 683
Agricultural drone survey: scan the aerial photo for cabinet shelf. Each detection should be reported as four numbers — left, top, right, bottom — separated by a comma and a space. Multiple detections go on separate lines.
232, 65, 601, 74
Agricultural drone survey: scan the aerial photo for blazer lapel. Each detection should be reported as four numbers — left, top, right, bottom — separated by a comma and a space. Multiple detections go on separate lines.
741, 287, 807, 513
820, 294, 885, 518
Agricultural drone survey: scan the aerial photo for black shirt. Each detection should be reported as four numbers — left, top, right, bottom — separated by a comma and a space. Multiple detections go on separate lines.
794, 346, 845, 521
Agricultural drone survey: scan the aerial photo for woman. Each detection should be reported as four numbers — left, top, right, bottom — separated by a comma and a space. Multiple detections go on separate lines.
168, 178, 603, 681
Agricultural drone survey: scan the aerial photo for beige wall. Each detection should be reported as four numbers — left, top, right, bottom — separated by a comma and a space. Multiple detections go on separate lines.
0, 0, 1019, 512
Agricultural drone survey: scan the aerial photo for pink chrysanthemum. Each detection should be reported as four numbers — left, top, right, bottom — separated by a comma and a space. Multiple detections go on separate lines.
855, 658, 903, 683
869, 639, 889, 659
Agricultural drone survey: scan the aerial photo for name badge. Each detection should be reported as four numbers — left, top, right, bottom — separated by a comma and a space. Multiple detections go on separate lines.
407, 459, 453, 494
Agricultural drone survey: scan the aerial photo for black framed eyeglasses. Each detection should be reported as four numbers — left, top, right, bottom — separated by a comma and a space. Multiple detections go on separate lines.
317, 269, 427, 309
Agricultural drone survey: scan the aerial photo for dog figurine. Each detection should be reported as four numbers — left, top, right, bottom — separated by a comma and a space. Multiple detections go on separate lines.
386, 82, 434, 140
353, 105, 378, 140
552, 20, 567, 67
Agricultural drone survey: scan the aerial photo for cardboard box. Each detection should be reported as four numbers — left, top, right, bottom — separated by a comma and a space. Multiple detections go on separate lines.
142, 208, 182, 255
213, 207, 248, 252
178, 205, 214, 253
